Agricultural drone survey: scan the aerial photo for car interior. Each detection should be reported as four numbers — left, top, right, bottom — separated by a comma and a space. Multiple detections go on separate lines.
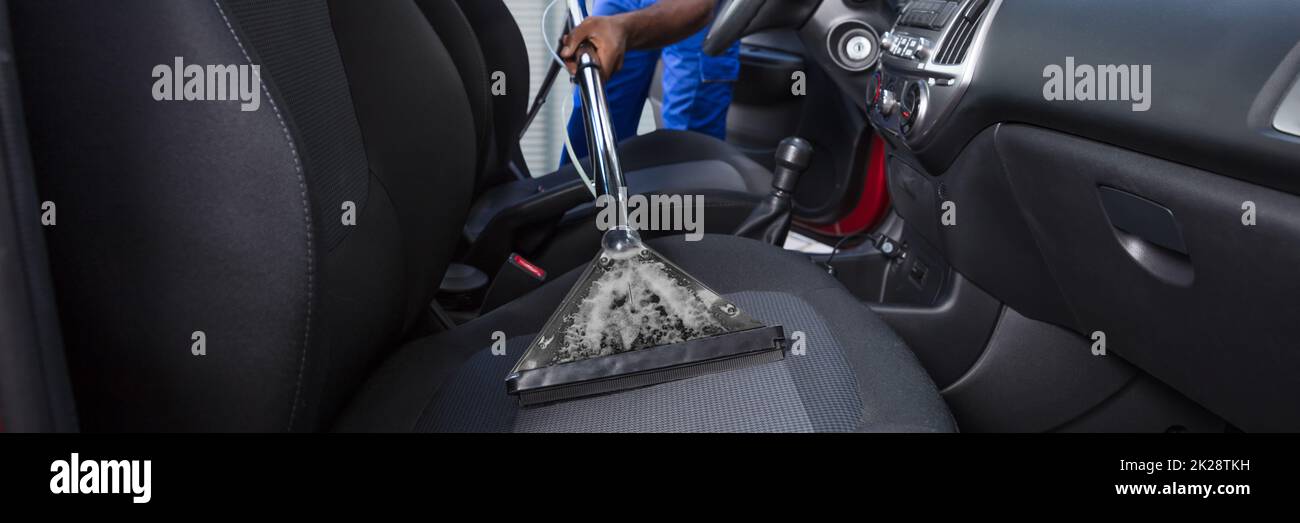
1, 0, 1298, 433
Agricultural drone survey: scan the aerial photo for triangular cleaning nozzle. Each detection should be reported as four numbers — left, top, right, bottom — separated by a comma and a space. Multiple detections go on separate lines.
507, 1, 785, 405
507, 241, 785, 406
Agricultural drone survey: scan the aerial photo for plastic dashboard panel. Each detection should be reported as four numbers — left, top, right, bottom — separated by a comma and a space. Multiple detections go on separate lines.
893, 121, 1300, 432
905, 0, 1300, 195
871, 0, 1300, 430
993, 124, 1300, 432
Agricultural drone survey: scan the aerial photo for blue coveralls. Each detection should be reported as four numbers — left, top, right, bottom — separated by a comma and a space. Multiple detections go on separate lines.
561, 0, 741, 166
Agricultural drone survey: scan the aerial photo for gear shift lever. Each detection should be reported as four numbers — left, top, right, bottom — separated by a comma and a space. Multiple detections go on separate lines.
734, 137, 813, 245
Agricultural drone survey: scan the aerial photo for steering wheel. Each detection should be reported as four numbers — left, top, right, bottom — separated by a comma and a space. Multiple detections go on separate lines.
702, 0, 769, 56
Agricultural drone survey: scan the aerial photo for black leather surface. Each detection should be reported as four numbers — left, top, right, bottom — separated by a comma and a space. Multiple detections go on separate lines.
733, 192, 793, 245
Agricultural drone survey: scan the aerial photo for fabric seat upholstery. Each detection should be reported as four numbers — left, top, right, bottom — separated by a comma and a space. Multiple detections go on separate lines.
464, 129, 772, 242
15, 0, 954, 433
336, 235, 955, 433
435, 0, 777, 252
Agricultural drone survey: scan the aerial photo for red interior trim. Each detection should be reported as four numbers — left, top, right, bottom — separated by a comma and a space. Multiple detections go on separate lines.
801, 132, 891, 237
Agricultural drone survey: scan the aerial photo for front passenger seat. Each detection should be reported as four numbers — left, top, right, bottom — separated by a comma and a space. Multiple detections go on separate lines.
13, 0, 954, 433
429, 0, 778, 273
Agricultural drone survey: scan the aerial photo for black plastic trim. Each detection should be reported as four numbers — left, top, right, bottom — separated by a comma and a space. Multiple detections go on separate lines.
507, 325, 786, 406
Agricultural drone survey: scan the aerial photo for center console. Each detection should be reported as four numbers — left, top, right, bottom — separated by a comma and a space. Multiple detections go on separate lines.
868, 0, 1002, 148
852, 1, 1010, 390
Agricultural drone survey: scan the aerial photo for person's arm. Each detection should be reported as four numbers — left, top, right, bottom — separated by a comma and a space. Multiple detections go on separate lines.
559, 0, 716, 79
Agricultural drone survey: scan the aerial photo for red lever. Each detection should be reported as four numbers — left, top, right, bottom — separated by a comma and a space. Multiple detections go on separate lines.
509, 254, 547, 281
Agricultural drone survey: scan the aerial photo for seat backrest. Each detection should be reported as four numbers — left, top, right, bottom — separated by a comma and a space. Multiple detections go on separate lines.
12, 0, 476, 431
448, 0, 532, 181
414, 0, 494, 183
410, 0, 531, 190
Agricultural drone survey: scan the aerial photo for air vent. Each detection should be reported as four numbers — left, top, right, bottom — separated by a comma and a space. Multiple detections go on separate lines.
934, 15, 977, 65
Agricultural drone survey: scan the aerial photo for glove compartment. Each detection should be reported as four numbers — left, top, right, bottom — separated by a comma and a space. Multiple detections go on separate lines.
995, 124, 1300, 432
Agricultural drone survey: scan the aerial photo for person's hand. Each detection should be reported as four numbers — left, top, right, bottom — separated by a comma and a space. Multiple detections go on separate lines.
559, 15, 629, 80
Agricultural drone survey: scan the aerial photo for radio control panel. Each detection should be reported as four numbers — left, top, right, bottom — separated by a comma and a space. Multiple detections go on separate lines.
869, 0, 1000, 146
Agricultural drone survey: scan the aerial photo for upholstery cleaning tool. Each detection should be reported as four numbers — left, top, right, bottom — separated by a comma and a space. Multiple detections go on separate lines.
506, 0, 786, 406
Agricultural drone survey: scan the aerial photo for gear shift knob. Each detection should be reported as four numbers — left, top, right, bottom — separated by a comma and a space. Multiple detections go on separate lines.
775, 137, 813, 171
772, 137, 813, 194
733, 136, 813, 246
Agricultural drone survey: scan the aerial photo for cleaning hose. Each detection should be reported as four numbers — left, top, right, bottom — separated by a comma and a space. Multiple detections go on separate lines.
541, 0, 597, 198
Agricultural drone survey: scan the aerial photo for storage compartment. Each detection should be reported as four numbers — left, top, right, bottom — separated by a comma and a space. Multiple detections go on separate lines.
995, 124, 1300, 432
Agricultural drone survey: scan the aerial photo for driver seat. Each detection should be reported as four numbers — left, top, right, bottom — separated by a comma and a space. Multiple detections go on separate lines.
430, 0, 776, 272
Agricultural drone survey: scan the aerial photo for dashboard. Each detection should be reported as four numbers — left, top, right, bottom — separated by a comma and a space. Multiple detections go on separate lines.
868, 0, 998, 149
857, 0, 1300, 431
867, 0, 1300, 193
733, 0, 1300, 430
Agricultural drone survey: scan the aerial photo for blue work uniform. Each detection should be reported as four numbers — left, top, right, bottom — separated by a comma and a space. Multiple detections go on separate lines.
561, 0, 740, 165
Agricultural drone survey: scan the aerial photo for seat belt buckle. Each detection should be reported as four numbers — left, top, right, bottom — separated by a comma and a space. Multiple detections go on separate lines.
481, 253, 548, 314
507, 253, 547, 281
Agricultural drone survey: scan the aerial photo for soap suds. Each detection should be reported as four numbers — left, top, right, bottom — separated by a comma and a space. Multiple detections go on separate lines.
552, 257, 726, 363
